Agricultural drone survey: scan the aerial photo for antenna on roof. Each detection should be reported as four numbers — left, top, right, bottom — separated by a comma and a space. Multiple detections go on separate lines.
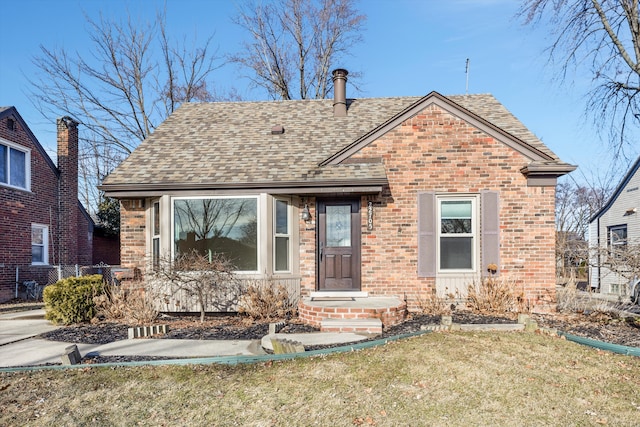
465, 58, 470, 95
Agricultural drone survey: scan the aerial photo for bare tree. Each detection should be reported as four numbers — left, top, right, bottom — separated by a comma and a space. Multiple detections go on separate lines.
28, 8, 222, 212
150, 250, 239, 322
555, 174, 614, 281
590, 242, 640, 296
231, 0, 365, 100
520, 0, 640, 158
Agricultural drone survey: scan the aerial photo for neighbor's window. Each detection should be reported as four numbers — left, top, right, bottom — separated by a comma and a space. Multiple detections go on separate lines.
439, 198, 475, 270
0, 141, 29, 190
173, 197, 258, 271
31, 224, 48, 265
274, 199, 290, 272
608, 224, 627, 257
152, 201, 160, 270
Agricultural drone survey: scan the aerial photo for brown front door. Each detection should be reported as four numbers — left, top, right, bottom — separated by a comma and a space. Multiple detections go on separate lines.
317, 198, 361, 291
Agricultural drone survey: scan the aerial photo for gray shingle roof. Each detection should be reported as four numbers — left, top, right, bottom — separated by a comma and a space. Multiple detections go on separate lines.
101, 93, 565, 191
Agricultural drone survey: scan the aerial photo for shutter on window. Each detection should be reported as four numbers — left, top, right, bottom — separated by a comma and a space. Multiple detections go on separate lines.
417, 192, 436, 277
481, 190, 500, 277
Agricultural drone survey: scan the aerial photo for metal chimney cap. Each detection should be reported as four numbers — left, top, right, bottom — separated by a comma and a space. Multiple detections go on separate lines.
332, 69, 349, 79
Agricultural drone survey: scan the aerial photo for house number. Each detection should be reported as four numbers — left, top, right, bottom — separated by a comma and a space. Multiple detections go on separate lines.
367, 201, 374, 230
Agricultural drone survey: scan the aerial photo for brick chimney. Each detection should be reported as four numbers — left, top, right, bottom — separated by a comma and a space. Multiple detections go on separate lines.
332, 69, 348, 117
57, 116, 79, 266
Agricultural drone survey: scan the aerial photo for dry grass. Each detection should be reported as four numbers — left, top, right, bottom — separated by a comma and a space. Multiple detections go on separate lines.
2, 332, 640, 426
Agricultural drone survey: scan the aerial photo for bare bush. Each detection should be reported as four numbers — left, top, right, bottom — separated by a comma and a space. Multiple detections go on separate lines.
149, 250, 240, 322
556, 281, 585, 313
415, 292, 455, 316
238, 280, 297, 321
93, 284, 158, 325
467, 272, 526, 314
556, 281, 628, 320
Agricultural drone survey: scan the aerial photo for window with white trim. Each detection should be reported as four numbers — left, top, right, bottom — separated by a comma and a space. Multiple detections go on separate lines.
418, 192, 497, 278
0, 140, 30, 190
173, 197, 258, 272
274, 199, 291, 272
31, 224, 48, 265
152, 200, 160, 270
438, 198, 476, 271
608, 224, 627, 258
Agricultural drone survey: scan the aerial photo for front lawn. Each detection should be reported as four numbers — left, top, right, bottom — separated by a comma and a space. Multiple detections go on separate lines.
1, 331, 639, 426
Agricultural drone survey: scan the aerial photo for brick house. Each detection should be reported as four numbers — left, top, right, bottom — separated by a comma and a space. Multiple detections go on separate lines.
0, 106, 94, 302
100, 69, 575, 329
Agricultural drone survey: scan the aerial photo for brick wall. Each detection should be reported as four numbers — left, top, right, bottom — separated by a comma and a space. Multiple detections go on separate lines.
0, 113, 60, 301
57, 117, 79, 265
299, 198, 317, 297
298, 103, 557, 312
119, 199, 146, 274
0, 111, 93, 302
77, 206, 93, 266
355, 104, 556, 311
93, 234, 121, 265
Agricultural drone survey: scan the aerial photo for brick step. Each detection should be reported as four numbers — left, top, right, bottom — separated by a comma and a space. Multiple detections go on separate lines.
320, 318, 382, 334
310, 291, 368, 301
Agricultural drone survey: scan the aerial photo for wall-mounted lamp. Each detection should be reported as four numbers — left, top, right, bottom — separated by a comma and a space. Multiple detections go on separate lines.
301, 204, 312, 221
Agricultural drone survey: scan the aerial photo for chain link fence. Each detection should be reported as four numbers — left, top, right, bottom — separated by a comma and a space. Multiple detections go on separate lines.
14, 262, 118, 300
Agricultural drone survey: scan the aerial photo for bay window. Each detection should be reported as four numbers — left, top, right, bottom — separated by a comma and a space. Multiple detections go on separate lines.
173, 197, 258, 271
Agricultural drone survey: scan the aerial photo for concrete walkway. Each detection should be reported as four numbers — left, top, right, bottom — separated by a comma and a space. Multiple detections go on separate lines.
0, 309, 369, 368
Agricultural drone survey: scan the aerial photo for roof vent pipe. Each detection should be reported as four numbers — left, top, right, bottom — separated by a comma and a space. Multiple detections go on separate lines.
332, 68, 348, 117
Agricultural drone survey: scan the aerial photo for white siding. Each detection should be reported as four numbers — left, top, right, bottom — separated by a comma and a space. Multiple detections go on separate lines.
588, 221, 599, 290
590, 167, 640, 295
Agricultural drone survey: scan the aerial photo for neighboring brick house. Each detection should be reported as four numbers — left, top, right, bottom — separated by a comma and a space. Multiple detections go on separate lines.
0, 107, 94, 302
101, 69, 575, 328
589, 155, 640, 296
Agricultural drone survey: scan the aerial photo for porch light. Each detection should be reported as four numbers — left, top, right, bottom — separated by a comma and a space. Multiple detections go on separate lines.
301, 204, 312, 221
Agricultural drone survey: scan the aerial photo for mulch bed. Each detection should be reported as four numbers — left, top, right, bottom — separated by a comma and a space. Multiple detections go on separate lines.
4, 299, 638, 364
39, 309, 640, 348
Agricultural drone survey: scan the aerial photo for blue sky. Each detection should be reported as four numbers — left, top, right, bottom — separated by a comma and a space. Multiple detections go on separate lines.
0, 0, 631, 182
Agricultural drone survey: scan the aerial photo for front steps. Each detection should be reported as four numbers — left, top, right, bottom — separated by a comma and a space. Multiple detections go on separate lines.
298, 295, 406, 333
320, 318, 382, 334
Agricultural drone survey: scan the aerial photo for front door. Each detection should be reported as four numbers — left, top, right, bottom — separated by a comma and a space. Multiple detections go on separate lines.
317, 198, 361, 291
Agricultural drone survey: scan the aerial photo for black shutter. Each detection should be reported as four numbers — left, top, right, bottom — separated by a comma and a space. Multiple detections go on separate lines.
418, 192, 436, 277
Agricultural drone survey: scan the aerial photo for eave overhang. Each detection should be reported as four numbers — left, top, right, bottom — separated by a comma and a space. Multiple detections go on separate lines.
99, 178, 387, 198
520, 162, 577, 187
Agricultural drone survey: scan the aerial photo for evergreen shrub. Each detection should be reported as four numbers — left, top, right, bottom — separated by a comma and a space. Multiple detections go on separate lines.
43, 274, 105, 324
